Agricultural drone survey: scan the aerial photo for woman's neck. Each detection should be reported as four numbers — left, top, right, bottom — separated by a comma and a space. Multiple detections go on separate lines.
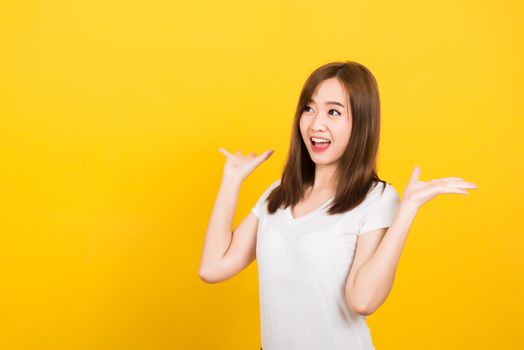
312, 164, 339, 191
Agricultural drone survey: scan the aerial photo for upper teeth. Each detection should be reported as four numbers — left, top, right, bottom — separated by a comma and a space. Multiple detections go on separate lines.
311, 137, 330, 143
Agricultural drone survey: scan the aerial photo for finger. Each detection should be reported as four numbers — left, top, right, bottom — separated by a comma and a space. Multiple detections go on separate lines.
445, 182, 478, 189
409, 165, 420, 183
458, 184, 478, 190
442, 177, 464, 181
431, 185, 468, 196
248, 152, 257, 157
255, 149, 274, 163
218, 148, 232, 157
434, 183, 476, 196
262, 149, 275, 159
444, 189, 468, 195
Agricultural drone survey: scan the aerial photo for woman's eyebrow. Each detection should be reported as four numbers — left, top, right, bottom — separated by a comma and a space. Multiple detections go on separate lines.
309, 98, 345, 108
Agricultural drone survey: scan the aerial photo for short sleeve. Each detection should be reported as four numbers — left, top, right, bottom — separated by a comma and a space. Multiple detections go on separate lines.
358, 183, 400, 236
250, 179, 281, 218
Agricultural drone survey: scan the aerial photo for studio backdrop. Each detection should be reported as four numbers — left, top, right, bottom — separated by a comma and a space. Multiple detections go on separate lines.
0, 0, 522, 349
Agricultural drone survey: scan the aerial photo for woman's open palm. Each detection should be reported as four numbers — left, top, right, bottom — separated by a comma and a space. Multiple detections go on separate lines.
403, 165, 478, 209
218, 148, 274, 183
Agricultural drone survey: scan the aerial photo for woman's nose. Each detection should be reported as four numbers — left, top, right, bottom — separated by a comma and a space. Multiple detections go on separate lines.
310, 113, 328, 130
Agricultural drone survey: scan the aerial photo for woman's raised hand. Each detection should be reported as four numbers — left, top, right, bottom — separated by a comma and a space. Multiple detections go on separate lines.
402, 165, 478, 210
218, 148, 275, 183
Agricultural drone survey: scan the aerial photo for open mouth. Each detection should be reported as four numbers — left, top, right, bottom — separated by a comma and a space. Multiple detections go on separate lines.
310, 137, 331, 152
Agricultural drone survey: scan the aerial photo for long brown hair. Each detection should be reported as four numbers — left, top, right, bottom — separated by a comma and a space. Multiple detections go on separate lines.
266, 60, 390, 215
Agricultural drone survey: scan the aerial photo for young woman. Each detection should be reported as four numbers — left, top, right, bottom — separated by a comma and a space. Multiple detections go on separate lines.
198, 61, 477, 350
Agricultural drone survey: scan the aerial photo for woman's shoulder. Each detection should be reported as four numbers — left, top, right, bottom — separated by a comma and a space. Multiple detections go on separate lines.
266, 178, 281, 192
365, 181, 399, 205
258, 178, 281, 200
269, 178, 281, 188
372, 180, 397, 193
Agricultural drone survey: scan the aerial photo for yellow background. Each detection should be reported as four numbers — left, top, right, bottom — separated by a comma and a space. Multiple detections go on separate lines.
1, 0, 522, 349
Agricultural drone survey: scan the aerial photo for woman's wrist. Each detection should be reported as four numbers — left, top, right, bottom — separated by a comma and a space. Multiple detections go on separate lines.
220, 174, 243, 189
398, 198, 420, 215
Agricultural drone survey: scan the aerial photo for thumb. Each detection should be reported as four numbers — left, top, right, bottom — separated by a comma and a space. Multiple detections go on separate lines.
218, 147, 231, 157
264, 149, 275, 158
409, 165, 420, 183
256, 149, 274, 162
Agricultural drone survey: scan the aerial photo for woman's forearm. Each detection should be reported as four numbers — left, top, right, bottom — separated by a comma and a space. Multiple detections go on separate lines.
348, 166, 476, 315
198, 176, 242, 277
351, 201, 419, 315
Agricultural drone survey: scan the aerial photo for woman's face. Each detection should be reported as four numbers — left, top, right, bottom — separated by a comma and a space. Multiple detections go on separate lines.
299, 77, 352, 166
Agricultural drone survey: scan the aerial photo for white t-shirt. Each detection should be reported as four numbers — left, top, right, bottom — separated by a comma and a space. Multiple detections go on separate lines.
251, 178, 400, 350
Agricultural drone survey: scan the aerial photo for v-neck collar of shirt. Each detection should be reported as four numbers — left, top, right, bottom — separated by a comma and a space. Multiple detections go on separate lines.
286, 196, 335, 225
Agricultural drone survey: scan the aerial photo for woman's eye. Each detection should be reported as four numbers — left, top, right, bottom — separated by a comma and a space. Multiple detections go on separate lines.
303, 106, 341, 116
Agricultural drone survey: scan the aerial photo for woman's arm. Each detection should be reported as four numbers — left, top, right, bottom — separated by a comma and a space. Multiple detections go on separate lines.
198, 176, 242, 280
346, 165, 477, 315
346, 201, 418, 316
198, 148, 274, 283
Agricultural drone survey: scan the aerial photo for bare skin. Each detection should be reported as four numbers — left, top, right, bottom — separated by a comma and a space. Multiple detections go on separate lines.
198, 148, 274, 283
198, 148, 478, 316
298, 78, 478, 315
199, 77, 478, 316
